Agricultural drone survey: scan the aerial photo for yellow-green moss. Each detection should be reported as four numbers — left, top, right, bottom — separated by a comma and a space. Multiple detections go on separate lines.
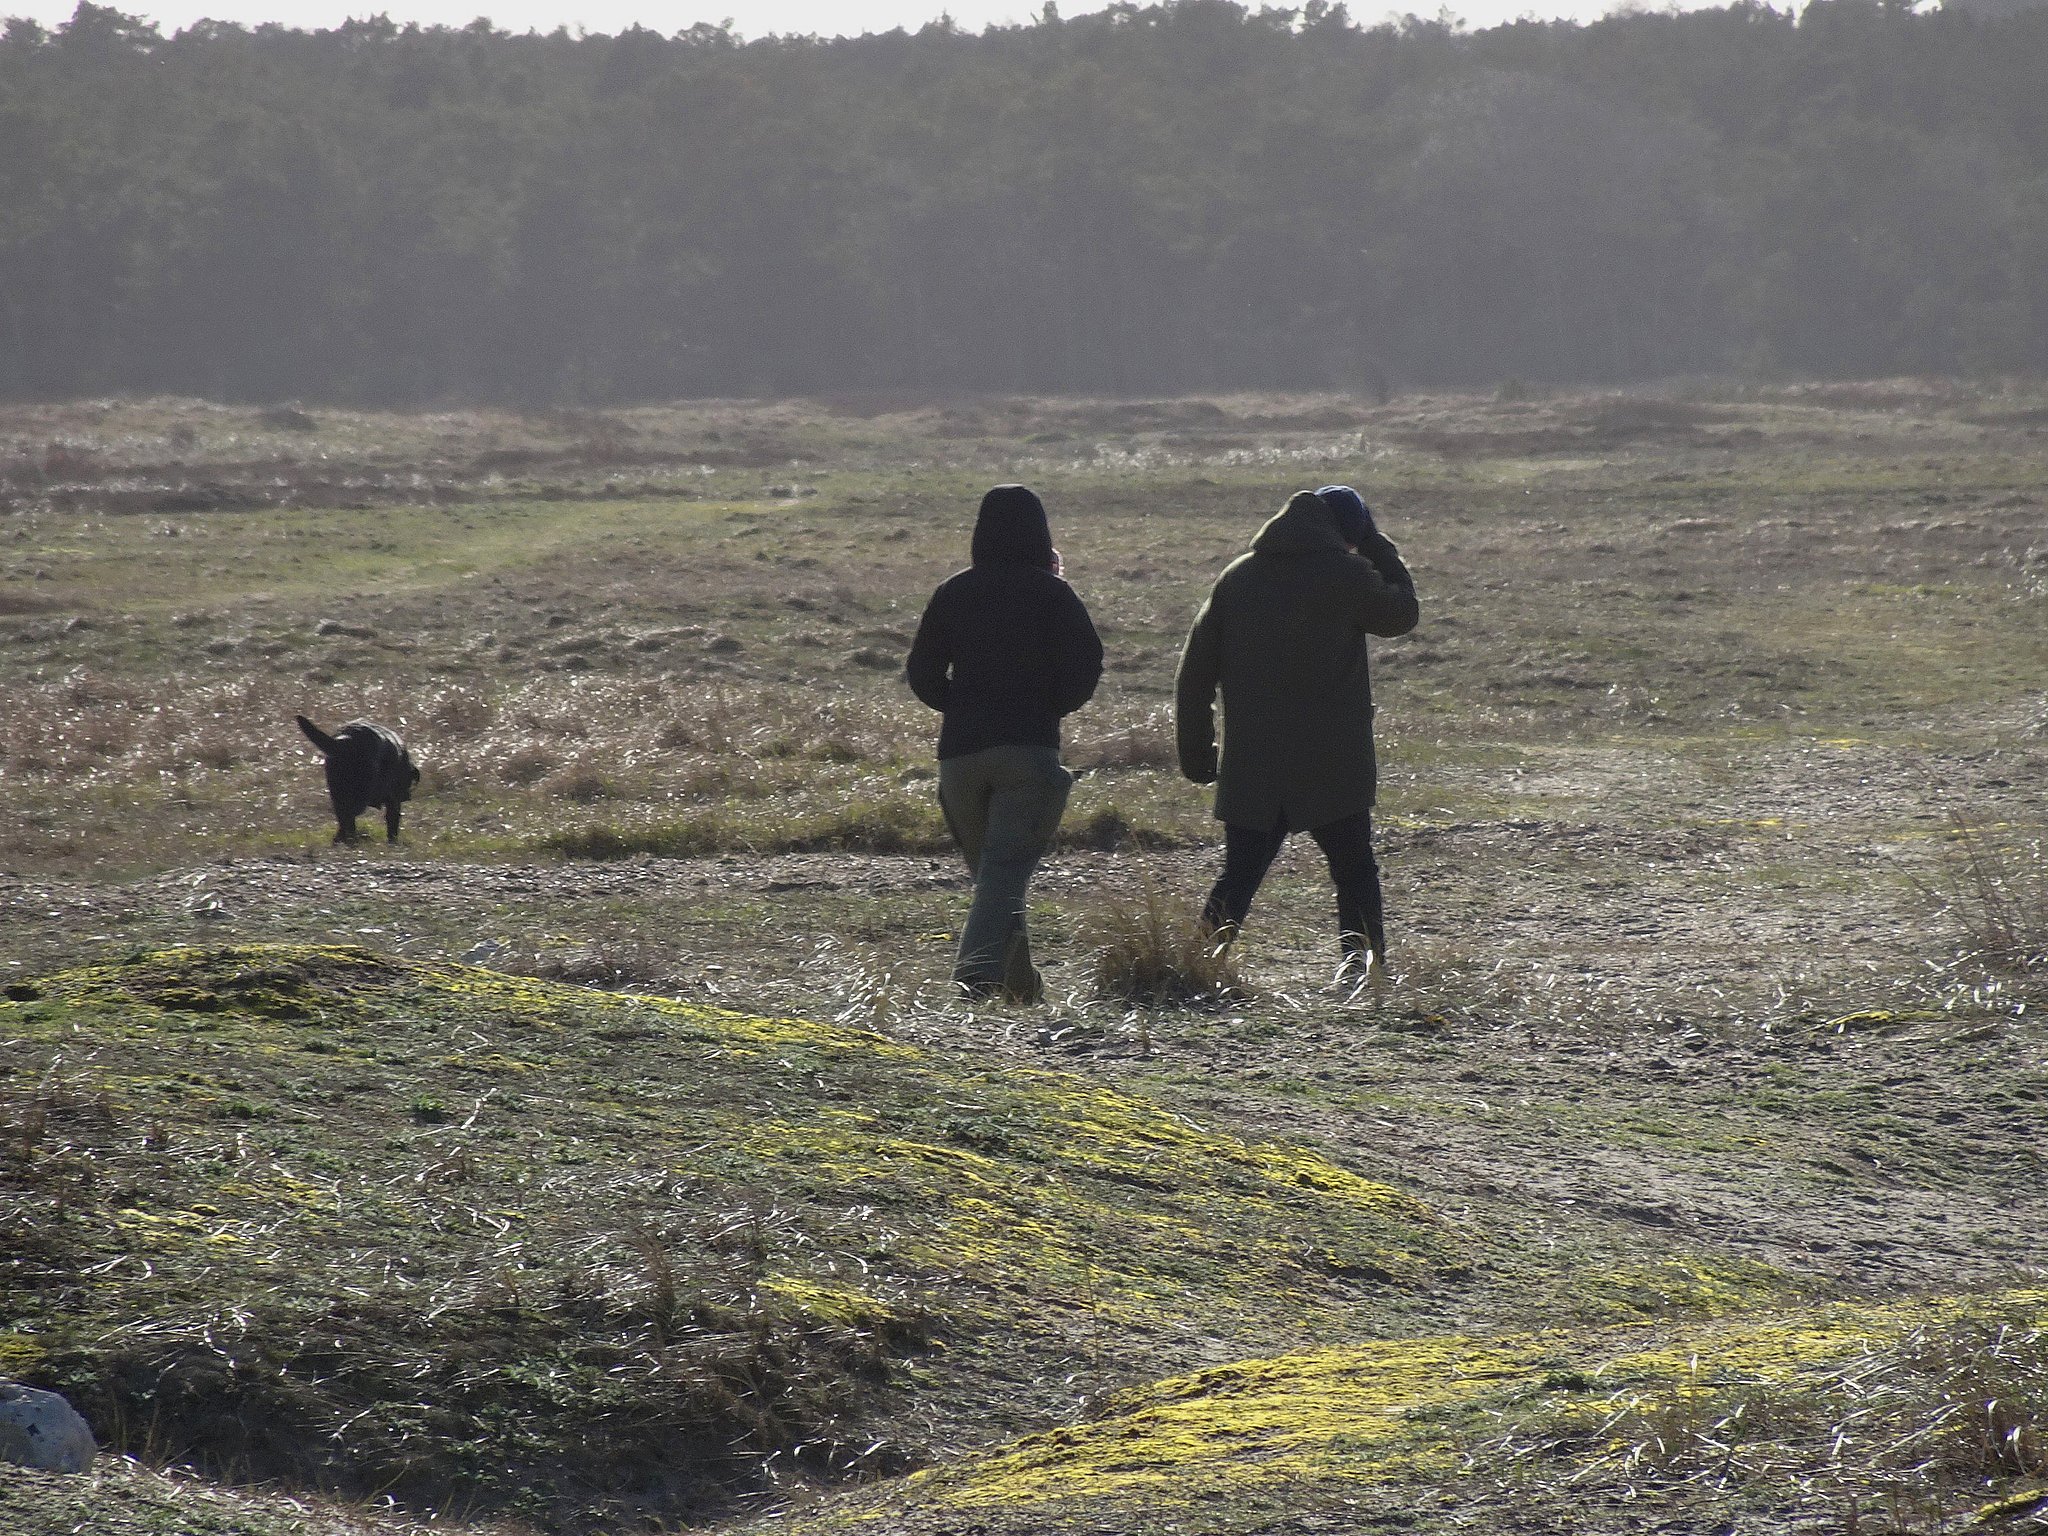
1574, 1256, 1802, 1321
761, 1276, 916, 1333
866, 1289, 2048, 1519
739, 1076, 1457, 1331
905, 1333, 1547, 1507
0, 1333, 46, 1373
11, 942, 1465, 1400
38, 943, 908, 1062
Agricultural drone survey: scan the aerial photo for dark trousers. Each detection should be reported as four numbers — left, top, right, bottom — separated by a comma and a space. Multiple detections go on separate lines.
1200, 811, 1386, 959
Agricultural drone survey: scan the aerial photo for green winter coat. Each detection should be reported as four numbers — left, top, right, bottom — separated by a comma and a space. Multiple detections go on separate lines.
1175, 491, 1419, 831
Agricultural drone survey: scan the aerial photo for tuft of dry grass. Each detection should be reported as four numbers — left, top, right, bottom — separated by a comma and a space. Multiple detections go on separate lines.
497, 742, 559, 785
1088, 875, 1247, 1009
1070, 713, 1178, 773
1922, 816, 2048, 992
1550, 1310, 2048, 1520
519, 937, 684, 991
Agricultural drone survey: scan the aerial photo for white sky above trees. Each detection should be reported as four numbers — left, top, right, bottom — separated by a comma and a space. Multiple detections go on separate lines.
11, 0, 1649, 44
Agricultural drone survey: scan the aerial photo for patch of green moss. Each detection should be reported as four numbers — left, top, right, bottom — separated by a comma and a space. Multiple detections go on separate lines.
0, 1331, 46, 1373
1573, 1256, 1800, 1321
0, 943, 1465, 1528
837, 1288, 2048, 1526
738, 1072, 1459, 1334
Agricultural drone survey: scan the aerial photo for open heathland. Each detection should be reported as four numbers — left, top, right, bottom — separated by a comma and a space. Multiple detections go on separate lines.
3, 382, 2047, 1534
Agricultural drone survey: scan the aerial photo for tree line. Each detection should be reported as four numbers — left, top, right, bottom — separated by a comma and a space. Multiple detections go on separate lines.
3, 0, 2046, 405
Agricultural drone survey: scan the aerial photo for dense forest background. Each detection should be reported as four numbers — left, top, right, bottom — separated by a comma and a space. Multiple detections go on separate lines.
3, 0, 2047, 404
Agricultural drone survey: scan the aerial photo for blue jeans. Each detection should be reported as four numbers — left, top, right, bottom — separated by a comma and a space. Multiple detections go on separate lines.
938, 745, 1074, 987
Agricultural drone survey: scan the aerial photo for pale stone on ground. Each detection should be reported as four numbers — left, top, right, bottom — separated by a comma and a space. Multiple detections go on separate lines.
0, 1381, 97, 1473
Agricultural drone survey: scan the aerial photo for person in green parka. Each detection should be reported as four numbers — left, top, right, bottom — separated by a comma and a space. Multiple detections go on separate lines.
1175, 485, 1419, 985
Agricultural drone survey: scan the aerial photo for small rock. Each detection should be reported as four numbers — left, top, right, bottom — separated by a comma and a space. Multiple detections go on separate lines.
0, 1381, 96, 1473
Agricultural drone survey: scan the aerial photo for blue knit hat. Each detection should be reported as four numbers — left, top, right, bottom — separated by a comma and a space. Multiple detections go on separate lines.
1316, 485, 1373, 547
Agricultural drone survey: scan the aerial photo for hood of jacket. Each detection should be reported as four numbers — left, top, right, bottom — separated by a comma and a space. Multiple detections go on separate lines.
971, 484, 1056, 569
1249, 490, 1351, 557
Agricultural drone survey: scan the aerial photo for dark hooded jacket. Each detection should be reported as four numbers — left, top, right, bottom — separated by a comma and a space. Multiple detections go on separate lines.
1175, 490, 1418, 830
906, 488, 1104, 759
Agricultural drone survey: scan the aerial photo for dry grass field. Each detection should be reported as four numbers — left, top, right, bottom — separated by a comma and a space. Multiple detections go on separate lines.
3, 382, 2046, 1535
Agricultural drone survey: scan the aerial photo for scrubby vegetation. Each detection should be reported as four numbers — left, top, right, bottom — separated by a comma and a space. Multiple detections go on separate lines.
815, 1292, 2048, 1532
1924, 818, 2048, 1002
1086, 873, 1248, 1010
0, 944, 1465, 1526
3, 383, 2046, 1534
5, 1, 2048, 404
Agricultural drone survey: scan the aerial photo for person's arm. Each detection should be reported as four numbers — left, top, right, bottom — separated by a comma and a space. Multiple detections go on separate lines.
1049, 585, 1105, 717
1352, 531, 1419, 638
904, 589, 952, 711
1174, 595, 1223, 784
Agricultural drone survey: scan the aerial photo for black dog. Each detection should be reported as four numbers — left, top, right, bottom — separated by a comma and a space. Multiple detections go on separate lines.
297, 716, 420, 843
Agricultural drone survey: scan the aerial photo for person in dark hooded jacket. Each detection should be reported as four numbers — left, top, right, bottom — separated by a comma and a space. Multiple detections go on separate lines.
1176, 485, 1418, 985
907, 484, 1104, 1001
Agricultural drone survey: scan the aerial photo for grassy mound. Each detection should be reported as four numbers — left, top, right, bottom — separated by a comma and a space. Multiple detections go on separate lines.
0, 944, 1465, 1529
811, 1289, 2048, 1534
0, 1461, 435, 1536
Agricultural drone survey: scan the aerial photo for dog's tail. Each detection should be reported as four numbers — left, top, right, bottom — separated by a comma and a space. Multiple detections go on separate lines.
297, 715, 337, 754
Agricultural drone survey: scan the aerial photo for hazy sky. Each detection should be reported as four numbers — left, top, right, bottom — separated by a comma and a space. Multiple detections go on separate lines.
12, 0, 1637, 42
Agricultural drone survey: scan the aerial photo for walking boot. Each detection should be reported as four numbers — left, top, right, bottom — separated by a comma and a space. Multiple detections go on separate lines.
1001, 927, 1044, 1005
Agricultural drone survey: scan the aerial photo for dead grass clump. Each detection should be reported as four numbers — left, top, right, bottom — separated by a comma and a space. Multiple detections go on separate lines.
498, 743, 560, 786
1058, 805, 1191, 853
1921, 816, 2047, 991
0, 1068, 119, 1210
523, 939, 680, 990
58, 1268, 923, 1523
1072, 719, 1177, 773
781, 797, 945, 854
808, 734, 864, 763
544, 760, 614, 803
656, 718, 702, 750
423, 686, 494, 734
541, 816, 725, 859
185, 730, 246, 771
42, 441, 100, 479
1569, 1310, 2048, 1517
0, 591, 66, 616
1089, 879, 1247, 1009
